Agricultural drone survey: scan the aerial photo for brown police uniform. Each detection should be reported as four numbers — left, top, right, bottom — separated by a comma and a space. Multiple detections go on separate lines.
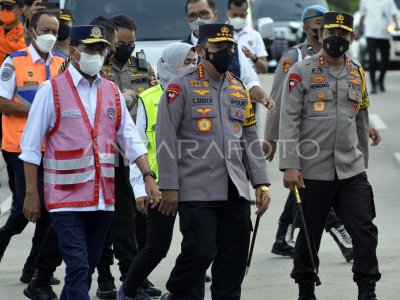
102, 53, 153, 121
279, 12, 380, 296
157, 24, 270, 299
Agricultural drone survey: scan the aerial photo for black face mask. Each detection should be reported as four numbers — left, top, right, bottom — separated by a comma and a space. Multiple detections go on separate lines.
311, 28, 319, 41
322, 36, 350, 58
204, 47, 234, 74
57, 22, 71, 41
114, 45, 135, 65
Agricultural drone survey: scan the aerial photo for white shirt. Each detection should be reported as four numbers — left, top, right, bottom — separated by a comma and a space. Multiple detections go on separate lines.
130, 100, 148, 200
0, 44, 56, 100
360, 0, 398, 39
233, 26, 268, 72
190, 33, 260, 90
19, 64, 148, 212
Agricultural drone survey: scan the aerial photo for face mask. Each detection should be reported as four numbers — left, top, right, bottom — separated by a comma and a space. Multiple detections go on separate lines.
74, 49, 105, 76
189, 17, 213, 34
57, 22, 71, 41
229, 17, 246, 30
0, 9, 17, 26
204, 47, 234, 74
114, 45, 134, 65
34, 30, 57, 53
322, 36, 349, 58
311, 28, 319, 41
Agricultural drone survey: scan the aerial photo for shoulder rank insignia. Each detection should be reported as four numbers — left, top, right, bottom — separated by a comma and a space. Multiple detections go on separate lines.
283, 60, 294, 73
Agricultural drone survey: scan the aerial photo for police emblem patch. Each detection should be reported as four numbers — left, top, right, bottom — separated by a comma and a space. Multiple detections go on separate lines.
166, 84, 182, 104
233, 121, 241, 133
106, 106, 116, 119
28, 71, 34, 78
288, 73, 302, 92
91, 26, 102, 38
313, 101, 326, 112
1, 68, 13, 81
317, 91, 325, 99
352, 103, 359, 112
283, 60, 294, 73
197, 118, 212, 132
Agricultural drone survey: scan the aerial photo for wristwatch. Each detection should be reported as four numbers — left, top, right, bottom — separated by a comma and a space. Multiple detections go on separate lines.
143, 170, 157, 182
251, 55, 259, 63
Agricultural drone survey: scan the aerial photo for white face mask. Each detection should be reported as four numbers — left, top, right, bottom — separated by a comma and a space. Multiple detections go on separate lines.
74, 49, 105, 76
34, 31, 57, 53
229, 17, 247, 30
189, 17, 214, 34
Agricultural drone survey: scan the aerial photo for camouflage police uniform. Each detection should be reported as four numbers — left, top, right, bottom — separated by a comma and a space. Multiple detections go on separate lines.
279, 31, 380, 298
157, 24, 270, 299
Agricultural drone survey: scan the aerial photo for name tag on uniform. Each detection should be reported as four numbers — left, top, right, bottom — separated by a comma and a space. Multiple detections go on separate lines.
62, 110, 82, 118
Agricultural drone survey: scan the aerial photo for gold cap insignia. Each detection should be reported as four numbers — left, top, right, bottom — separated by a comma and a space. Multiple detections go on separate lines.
221, 26, 229, 33
336, 14, 344, 24
90, 27, 103, 38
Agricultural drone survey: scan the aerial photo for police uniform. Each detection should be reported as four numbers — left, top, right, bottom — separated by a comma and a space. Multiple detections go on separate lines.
279, 13, 380, 298
102, 52, 153, 121
268, 5, 353, 262
157, 24, 270, 299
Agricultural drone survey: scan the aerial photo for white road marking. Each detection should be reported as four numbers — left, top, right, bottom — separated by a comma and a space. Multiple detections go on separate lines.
369, 114, 387, 130
0, 195, 12, 216
395, 153, 400, 166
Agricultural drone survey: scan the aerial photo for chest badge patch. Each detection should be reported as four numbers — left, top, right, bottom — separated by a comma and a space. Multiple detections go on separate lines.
233, 121, 241, 133
311, 76, 325, 83
317, 91, 325, 99
283, 60, 294, 73
197, 118, 212, 132
230, 91, 246, 99
190, 80, 201, 87
228, 85, 242, 91
313, 101, 326, 112
106, 106, 116, 119
193, 89, 210, 96
196, 108, 212, 116
352, 103, 360, 112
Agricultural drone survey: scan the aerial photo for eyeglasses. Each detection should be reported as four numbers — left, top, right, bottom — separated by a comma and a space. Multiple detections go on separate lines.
83, 44, 109, 56
187, 10, 211, 21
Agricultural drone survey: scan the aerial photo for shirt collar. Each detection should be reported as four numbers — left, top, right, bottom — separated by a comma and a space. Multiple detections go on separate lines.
191, 32, 198, 45
28, 43, 55, 65
68, 63, 101, 88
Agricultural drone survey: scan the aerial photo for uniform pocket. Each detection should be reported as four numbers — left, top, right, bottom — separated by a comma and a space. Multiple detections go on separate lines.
54, 148, 84, 160
307, 89, 334, 117
191, 106, 215, 135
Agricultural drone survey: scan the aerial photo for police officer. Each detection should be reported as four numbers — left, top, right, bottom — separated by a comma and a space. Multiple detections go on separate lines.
157, 24, 271, 300
279, 12, 380, 300
265, 5, 354, 263
0, 10, 64, 283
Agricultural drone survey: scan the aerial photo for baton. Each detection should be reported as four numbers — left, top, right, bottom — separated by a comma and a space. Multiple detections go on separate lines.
293, 186, 321, 286
245, 186, 268, 275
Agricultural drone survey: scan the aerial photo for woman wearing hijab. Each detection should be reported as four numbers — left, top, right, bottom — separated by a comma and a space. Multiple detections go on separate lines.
119, 42, 196, 300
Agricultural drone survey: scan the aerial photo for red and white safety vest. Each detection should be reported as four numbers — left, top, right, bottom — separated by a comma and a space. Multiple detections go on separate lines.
43, 70, 121, 210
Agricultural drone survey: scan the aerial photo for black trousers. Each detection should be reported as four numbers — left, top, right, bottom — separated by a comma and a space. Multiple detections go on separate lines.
98, 156, 139, 278
123, 206, 176, 297
291, 172, 380, 284
0, 152, 50, 275
35, 224, 62, 277
166, 180, 251, 300
279, 192, 342, 231
366, 37, 390, 86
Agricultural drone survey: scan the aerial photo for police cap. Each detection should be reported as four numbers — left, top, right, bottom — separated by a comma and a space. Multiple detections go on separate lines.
198, 24, 237, 44
0, 0, 24, 6
70, 25, 110, 45
323, 12, 354, 33
302, 5, 328, 21
60, 9, 75, 23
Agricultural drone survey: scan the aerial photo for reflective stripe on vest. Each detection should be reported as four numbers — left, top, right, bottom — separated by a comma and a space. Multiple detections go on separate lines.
44, 167, 115, 185
43, 152, 114, 171
140, 84, 162, 179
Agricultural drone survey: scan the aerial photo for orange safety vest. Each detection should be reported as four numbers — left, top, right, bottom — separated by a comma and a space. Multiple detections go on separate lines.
1, 47, 66, 153
0, 23, 26, 65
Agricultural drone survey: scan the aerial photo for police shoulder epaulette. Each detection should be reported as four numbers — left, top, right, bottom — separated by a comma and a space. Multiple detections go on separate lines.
9, 51, 28, 58
227, 71, 246, 89
349, 57, 362, 68
52, 51, 67, 59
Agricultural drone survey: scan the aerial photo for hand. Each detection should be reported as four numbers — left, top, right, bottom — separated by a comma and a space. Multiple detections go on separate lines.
242, 47, 255, 59
144, 177, 161, 209
158, 190, 178, 216
136, 196, 149, 215
255, 186, 271, 216
29, 1, 46, 22
261, 96, 276, 115
122, 89, 138, 101
369, 126, 381, 146
283, 169, 305, 191
263, 140, 276, 161
23, 190, 41, 223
